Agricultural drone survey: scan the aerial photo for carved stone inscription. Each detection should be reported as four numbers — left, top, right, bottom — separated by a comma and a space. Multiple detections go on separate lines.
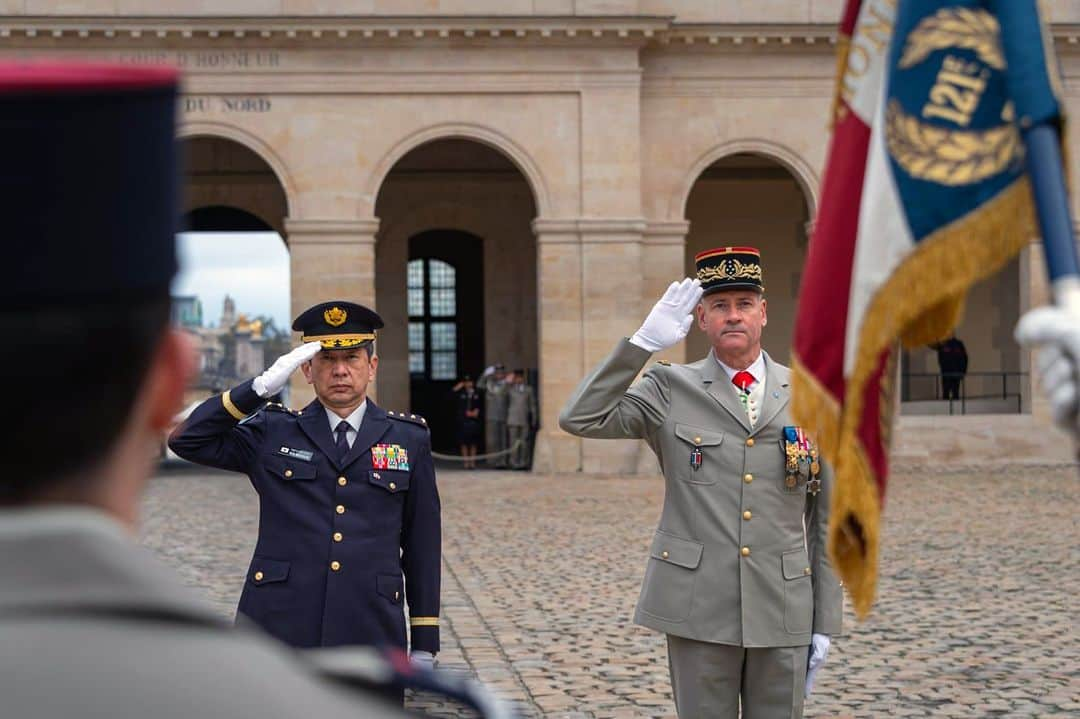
183, 95, 273, 113
112, 50, 282, 69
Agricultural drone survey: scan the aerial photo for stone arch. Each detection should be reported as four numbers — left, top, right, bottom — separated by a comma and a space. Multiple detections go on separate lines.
366, 123, 550, 218
178, 120, 298, 220
674, 138, 820, 221
680, 143, 816, 366
372, 139, 539, 442
378, 200, 511, 247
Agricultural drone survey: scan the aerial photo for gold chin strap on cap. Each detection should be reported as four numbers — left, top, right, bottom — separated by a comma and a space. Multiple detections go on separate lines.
301, 333, 377, 349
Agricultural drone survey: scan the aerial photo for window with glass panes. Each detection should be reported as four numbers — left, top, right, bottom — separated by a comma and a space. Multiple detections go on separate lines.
407, 258, 458, 380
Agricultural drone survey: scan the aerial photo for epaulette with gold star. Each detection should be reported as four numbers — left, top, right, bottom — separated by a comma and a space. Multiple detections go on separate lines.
387, 410, 428, 429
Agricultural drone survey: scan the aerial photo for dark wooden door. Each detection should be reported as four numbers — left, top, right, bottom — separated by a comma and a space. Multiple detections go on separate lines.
407, 230, 485, 454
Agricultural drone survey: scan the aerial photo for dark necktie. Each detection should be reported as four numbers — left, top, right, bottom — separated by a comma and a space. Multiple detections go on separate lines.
335, 420, 351, 462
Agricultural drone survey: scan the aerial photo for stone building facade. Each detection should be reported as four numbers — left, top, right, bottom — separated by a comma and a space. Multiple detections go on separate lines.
4, 1, 1078, 471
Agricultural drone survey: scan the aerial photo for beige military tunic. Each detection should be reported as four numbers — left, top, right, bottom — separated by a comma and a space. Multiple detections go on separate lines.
560, 339, 843, 717
560, 339, 842, 644
0, 508, 414, 719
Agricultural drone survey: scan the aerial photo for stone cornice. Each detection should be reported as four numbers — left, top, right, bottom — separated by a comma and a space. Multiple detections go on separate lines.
285, 218, 379, 242
643, 220, 690, 244
666, 22, 1080, 48
0, 15, 668, 43
4, 17, 1076, 46
533, 218, 648, 243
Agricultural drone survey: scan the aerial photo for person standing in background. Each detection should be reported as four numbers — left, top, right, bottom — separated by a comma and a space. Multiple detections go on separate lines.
506, 370, 538, 471
934, 335, 968, 401
452, 375, 482, 469
478, 364, 510, 468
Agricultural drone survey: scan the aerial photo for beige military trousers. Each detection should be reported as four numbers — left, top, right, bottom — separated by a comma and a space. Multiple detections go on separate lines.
485, 420, 507, 468
507, 425, 530, 469
667, 635, 808, 719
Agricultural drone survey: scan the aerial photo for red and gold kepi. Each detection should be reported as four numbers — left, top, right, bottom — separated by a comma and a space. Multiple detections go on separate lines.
694, 246, 764, 295
292, 300, 384, 350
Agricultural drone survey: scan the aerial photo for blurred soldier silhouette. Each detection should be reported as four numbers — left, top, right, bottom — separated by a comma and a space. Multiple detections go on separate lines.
0, 62, 502, 719
933, 335, 968, 401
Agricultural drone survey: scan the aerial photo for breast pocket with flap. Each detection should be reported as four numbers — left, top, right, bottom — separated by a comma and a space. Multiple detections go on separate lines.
673, 423, 724, 485
263, 453, 317, 482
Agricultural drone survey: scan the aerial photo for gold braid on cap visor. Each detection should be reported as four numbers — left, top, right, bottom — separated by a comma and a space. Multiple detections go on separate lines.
301, 333, 377, 349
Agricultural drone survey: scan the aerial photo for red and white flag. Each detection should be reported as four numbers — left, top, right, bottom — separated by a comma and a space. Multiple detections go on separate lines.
792, 0, 1045, 616
790, 0, 897, 617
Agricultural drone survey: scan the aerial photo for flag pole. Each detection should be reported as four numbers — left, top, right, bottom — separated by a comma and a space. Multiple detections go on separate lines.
1024, 124, 1080, 313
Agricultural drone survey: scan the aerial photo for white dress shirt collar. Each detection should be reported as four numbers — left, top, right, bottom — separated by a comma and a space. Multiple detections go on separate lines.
325, 400, 367, 437
715, 351, 766, 387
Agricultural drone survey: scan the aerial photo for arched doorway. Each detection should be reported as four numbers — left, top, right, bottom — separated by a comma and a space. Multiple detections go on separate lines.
683, 152, 811, 365
175, 136, 292, 404
374, 138, 538, 454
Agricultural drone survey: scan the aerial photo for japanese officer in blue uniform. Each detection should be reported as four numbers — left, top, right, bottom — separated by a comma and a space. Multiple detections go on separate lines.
169, 301, 441, 672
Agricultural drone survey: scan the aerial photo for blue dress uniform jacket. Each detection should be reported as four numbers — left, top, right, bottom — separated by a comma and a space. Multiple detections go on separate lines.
168, 379, 441, 653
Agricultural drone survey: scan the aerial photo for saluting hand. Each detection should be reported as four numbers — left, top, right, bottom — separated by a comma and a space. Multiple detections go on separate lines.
253, 342, 323, 398
630, 278, 704, 353
1015, 306, 1080, 439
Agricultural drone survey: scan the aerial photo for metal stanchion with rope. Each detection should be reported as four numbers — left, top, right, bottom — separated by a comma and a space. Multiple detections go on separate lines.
430, 438, 526, 463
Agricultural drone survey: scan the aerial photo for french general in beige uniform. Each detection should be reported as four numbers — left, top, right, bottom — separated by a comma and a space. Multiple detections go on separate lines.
560, 247, 843, 718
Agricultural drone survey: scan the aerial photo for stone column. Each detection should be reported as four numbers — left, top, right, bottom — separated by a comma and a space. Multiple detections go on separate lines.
643, 220, 691, 364
533, 218, 649, 475
580, 219, 647, 475
638, 220, 689, 474
284, 218, 379, 407
532, 219, 584, 475
1020, 240, 1052, 420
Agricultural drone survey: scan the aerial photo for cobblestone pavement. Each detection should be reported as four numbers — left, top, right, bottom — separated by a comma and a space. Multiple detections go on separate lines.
141, 466, 1079, 718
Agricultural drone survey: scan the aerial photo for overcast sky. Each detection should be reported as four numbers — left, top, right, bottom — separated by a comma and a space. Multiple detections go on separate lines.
172, 232, 290, 328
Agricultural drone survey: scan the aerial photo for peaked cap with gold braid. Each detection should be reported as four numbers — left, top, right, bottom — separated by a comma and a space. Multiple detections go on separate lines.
292, 301, 384, 350
694, 246, 765, 295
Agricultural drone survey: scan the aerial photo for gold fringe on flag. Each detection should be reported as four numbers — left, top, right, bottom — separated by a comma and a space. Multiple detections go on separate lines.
829, 32, 853, 128
793, 177, 1037, 618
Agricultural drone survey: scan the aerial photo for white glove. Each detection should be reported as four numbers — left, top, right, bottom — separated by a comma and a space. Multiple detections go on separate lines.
410, 650, 436, 671
804, 633, 831, 698
1015, 306, 1080, 438
252, 342, 323, 398
630, 278, 704, 353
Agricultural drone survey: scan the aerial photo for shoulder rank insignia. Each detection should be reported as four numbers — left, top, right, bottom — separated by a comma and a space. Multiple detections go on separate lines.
264, 401, 298, 414
656, 360, 671, 366
388, 411, 428, 428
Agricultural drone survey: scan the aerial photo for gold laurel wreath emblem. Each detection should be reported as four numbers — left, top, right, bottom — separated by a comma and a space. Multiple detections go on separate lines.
697, 260, 762, 283
324, 306, 348, 327
885, 101, 1019, 186
898, 7, 1004, 70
